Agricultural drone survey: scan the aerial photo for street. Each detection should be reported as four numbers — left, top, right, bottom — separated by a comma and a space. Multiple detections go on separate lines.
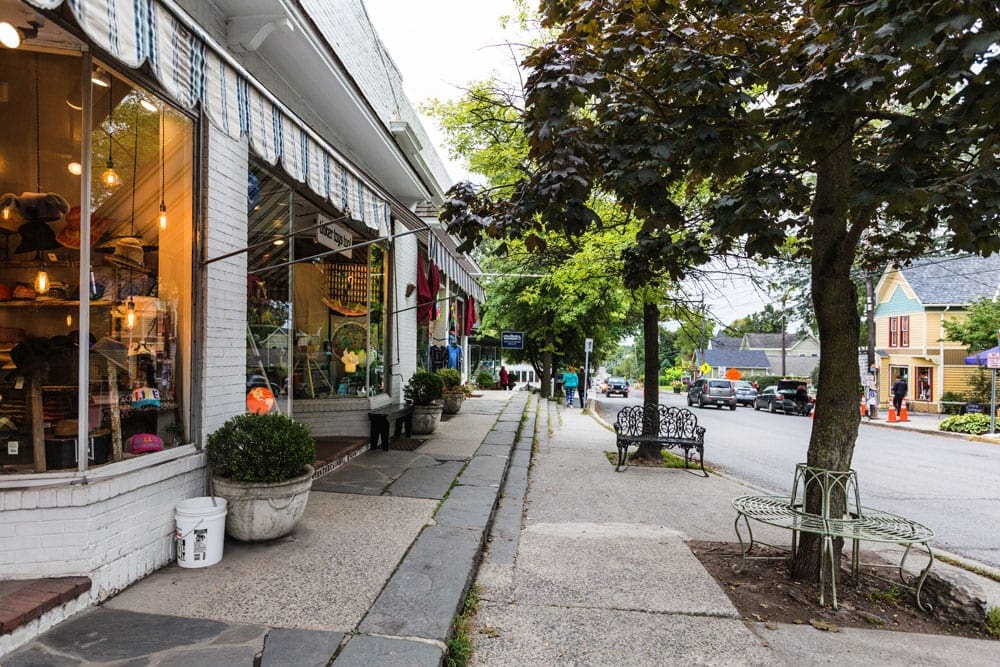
594, 391, 1000, 570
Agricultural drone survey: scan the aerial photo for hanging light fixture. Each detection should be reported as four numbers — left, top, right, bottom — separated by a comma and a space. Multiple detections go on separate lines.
0, 22, 20, 49
91, 67, 110, 88
101, 79, 120, 188
125, 297, 136, 330
31, 54, 49, 293
125, 104, 141, 331
157, 109, 167, 229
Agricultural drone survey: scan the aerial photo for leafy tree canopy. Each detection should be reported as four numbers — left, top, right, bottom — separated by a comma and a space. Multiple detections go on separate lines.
943, 298, 1000, 353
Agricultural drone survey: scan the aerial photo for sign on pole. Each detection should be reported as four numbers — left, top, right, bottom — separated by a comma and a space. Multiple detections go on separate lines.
501, 331, 524, 349
987, 352, 1000, 369
585, 338, 593, 353
699, 362, 712, 376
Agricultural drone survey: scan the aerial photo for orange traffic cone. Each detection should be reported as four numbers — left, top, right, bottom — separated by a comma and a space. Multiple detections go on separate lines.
899, 399, 909, 422
860, 399, 866, 417
888, 406, 897, 422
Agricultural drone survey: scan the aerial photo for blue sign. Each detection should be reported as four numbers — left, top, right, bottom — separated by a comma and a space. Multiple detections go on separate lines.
501, 331, 524, 349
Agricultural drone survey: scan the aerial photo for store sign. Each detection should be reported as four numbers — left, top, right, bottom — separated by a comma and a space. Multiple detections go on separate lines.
987, 352, 1000, 369
501, 331, 524, 349
316, 214, 353, 257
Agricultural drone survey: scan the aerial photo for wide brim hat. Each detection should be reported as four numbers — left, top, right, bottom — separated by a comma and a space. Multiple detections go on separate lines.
15, 220, 61, 254
104, 235, 145, 270
57, 206, 113, 249
91, 336, 128, 370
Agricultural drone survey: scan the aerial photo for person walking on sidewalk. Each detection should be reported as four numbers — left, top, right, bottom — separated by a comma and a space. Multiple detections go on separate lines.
499, 366, 509, 391
892, 374, 908, 415
563, 365, 579, 407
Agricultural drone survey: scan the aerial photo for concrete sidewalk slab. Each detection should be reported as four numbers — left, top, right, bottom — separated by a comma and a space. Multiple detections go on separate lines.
106, 492, 436, 632
757, 622, 1000, 666
261, 628, 345, 667
512, 528, 739, 617
336, 635, 443, 665
470, 603, 774, 666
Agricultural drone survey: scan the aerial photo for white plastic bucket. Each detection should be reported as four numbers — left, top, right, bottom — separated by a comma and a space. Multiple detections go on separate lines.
175, 497, 227, 568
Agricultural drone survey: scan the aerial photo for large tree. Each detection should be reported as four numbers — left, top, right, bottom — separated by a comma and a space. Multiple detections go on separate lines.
444, 1, 999, 579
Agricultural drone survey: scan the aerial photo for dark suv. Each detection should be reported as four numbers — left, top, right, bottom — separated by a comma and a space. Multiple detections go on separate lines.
754, 379, 813, 415
605, 376, 629, 397
687, 378, 737, 410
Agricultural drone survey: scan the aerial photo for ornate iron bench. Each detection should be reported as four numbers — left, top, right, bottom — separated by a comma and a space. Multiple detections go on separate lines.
613, 405, 707, 476
731, 463, 935, 610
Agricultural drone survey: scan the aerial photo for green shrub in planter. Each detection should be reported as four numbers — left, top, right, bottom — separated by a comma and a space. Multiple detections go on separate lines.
476, 370, 496, 388
404, 371, 444, 406
206, 412, 315, 483
437, 368, 463, 391
939, 413, 992, 435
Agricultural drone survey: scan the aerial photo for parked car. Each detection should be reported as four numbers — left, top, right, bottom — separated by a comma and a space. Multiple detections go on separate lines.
687, 378, 737, 410
754, 379, 814, 415
733, 380, 757, 407
605, 376, 629, 397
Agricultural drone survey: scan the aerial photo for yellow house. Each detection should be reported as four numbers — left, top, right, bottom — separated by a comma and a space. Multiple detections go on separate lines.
873, 254, 1000, 412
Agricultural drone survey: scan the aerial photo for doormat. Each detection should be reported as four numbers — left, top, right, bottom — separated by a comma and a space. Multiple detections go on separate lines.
389, 436, 425, 452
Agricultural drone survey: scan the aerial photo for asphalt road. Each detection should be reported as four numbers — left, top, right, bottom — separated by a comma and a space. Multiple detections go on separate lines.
593, 390, 1000, 570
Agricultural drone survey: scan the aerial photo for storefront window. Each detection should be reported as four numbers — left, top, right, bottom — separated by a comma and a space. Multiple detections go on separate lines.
0, 45, 194, 473
915, 366, 933, 401
248, 164, 385, 401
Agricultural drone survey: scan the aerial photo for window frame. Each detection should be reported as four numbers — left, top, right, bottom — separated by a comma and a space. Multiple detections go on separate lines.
888, 316, 898, 347
900, 315, 910, 347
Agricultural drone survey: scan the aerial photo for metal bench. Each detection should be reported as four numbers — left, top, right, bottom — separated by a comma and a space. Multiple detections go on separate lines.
613, 405, 707, 476
368, 403, 414, 451
731, 463, 934, 610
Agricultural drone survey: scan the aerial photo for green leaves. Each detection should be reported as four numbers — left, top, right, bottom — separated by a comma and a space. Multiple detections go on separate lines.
206, 413, 315, 483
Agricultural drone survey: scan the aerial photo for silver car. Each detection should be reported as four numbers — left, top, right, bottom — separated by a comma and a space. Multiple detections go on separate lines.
733, 380, 757, 407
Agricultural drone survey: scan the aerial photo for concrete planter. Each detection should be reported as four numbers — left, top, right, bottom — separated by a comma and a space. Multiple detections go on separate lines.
212, 465, 314, 542
412, 403, 443, 434
441, 391, 464, 415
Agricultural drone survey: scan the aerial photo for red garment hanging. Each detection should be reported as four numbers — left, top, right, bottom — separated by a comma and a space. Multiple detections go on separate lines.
417, 254, 432, 325
465, 297, 477, 336
428, 262, 441, 321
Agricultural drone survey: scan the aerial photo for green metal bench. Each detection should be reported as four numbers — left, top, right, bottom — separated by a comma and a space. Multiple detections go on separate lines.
731, 463, 935, 611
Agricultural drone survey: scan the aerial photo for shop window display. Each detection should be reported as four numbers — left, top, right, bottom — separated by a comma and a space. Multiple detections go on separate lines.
0, 44, 193, 473
247, 164, 386, 403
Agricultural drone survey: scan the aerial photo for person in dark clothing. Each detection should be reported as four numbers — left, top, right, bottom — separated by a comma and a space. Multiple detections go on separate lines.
795, 383, 809, 414
892, 375, 908, 414
499, 366, 509, 391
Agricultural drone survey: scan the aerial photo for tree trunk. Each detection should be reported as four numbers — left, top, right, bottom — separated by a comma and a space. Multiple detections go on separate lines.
637, 301, 662, 458
540, 312, 555, 399
793, 125, 861, 582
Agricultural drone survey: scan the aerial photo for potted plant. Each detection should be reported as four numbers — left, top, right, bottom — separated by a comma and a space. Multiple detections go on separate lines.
405, 370, 444, 434
476, 369, 497, 389
206, 412, 315, 542
670, 380, 683, 394
437, 368, 464, 415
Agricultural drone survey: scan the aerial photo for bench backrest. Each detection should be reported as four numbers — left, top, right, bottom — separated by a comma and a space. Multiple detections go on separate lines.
614, 405, 700, 439
789, 463, 862, 519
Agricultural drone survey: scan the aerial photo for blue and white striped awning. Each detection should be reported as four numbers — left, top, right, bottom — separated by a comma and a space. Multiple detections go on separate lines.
24, 0, 390, 233
428, 233, 484, 302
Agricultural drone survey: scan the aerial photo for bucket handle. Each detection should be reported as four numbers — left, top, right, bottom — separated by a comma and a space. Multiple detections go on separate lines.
177, 517, 205, 540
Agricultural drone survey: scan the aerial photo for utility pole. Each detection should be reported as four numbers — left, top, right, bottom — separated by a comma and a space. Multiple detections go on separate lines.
866, 274, 876, 371
780, 293, 787, 377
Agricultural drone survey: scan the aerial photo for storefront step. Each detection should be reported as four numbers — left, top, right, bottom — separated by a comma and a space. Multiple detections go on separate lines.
0, 577, 91, 635
312, 437, 370, 478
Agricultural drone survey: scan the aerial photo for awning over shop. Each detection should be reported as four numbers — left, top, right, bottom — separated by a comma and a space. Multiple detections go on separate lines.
25, 0, 390, 233
965, 345, 1000, 365
427, 233, 484, 302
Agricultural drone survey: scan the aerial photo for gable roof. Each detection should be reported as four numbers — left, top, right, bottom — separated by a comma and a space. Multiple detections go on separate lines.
742, 333, 798, 350
897, 254, 1000, 306
700, 349, 771, 369
710, 335, 743, 349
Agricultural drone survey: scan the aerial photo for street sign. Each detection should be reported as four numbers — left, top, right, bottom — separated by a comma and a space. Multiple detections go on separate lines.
699, 362, 711, 375
501, 331, 524, 349
585, 337, 593, 353
987, 352, 1000, 369
725, 368, 742, 380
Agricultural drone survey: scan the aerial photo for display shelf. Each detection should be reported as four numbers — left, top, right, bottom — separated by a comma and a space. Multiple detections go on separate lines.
0, 300, 114, 308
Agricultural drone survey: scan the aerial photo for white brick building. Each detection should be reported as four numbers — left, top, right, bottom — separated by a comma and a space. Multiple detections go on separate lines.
0, 0, 481, 653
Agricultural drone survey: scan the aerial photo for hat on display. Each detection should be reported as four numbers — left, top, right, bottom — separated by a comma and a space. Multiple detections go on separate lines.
104, 236, 145, 270
131, 386, 161, 409
127, 341, 153, 357
127, 432, 163, 454
57, 206, 113, 249
0, 284, 11, 301
1, 192, 69, 234
15, 220, 61, 254
92, 336, 128, 370
12, 283, 37, 300
54, 419, 78, 437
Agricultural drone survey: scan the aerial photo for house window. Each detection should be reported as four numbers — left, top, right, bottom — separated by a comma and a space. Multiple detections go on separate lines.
915, 367, 933, 401
888, 317, 898, 347
900, 315, 909, 347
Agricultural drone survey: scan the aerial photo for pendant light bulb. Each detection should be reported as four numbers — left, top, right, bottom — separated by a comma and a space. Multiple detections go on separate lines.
35, 267, 49, 294
126, 298, 136, 330
158, 201, 167, 229
102, 157, 120, 188
1, 206, 10, 221
0, 22, 21, 49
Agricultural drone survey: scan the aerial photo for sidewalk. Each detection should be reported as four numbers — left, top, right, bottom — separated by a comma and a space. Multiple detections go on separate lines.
860, 406, 1000, 444
470, 403, 1000, 666
1, 390, 532, 665
4, 394, 997, 665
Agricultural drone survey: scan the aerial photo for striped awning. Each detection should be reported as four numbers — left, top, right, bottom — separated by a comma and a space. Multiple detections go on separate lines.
428, 233, 484, 302
25, 0, 390, 233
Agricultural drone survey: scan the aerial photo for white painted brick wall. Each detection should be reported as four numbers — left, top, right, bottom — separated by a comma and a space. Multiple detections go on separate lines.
201, 126, 249, 441
392, 227, 419, 400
